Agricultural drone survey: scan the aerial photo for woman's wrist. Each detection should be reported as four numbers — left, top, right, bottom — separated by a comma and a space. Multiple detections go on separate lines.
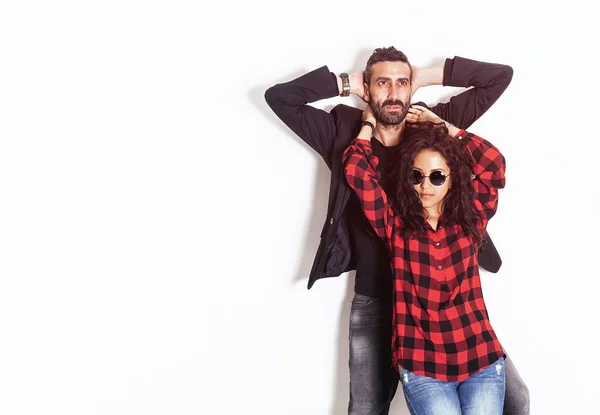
446, 122, 460, 137
357, 123, 374, 140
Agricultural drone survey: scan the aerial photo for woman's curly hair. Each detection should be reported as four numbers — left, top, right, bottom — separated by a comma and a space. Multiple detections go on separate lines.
387, 122, 482, 246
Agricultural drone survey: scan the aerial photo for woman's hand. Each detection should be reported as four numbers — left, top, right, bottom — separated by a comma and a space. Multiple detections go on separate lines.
406, 104, 460, 136
362, 104, 376, 126
406, 105, 444, 124
358, 104, 376, 139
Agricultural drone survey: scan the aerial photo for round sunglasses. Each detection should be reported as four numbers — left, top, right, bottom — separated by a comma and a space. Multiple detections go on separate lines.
411, 170, 450, 186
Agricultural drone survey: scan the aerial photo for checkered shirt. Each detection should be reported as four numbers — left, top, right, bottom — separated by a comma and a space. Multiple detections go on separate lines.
343, 130, 505, 381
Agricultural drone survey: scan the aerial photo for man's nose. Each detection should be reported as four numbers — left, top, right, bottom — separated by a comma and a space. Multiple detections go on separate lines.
388, 84, 401, 100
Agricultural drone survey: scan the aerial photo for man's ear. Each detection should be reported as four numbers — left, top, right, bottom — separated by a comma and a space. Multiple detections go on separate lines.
363, 83, 370, 102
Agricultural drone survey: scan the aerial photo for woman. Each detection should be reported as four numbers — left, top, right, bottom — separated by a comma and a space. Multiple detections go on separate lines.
343, 105, 506, 415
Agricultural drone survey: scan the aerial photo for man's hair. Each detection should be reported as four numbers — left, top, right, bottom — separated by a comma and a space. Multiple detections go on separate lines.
364, 46, 412, 85
387, 122, 483, 247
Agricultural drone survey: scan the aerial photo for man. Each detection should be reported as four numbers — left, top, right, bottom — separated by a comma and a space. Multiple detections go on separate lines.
265, 47, 529, 415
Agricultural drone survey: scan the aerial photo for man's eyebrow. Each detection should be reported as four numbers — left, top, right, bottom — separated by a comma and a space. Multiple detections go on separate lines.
374, 76, 410, 82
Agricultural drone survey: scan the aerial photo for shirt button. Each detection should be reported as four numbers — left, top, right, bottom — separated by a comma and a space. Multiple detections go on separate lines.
330, 218, 334, 225
435, 242, 440, 246
437, 265, 443, 270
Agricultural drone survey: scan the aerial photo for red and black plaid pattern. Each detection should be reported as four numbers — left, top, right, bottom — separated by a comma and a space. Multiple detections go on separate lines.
343, 130, 505, 382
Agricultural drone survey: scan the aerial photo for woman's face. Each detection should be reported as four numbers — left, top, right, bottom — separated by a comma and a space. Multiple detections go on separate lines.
412, 149, 451, 212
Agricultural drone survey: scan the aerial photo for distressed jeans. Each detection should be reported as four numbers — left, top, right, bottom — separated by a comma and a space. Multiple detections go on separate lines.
348, 293, 398, 415
399, 358, 506, 415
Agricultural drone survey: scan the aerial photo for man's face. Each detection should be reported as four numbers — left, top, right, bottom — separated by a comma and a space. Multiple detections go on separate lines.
365, 61, 411, 126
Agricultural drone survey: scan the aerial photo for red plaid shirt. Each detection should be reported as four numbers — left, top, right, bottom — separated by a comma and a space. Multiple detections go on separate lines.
343, 130, 505, 382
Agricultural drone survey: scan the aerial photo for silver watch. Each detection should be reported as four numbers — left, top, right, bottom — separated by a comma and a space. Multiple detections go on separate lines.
339, 73, 350, 97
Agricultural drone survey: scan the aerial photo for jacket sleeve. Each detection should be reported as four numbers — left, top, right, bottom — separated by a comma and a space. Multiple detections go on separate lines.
264, 66, 340, 169
431, 56, 513, 130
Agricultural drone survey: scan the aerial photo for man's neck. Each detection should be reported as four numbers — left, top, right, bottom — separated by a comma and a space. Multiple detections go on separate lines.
373, 121, 406, 147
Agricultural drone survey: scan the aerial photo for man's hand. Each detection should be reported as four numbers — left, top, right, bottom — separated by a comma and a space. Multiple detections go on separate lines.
349, 71, 367, 101
410, 65, 444, 98
406, 105, 444, 124
411, 67, 422, 97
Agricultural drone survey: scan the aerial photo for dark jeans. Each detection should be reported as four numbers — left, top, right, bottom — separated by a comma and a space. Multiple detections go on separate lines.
348, 293, 530, 415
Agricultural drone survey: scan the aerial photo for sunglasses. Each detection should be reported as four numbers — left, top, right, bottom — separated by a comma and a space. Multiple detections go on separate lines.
411, 170, 450, 186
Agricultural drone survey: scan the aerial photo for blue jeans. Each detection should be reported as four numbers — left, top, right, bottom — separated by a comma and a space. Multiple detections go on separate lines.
399, 358, 506, 415
348, 293, 528, 415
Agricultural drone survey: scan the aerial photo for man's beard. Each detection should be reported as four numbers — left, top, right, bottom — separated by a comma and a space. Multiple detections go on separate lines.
371, 98, 409, 126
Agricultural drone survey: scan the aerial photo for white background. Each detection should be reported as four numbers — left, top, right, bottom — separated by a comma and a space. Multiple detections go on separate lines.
1, 0, 599, 414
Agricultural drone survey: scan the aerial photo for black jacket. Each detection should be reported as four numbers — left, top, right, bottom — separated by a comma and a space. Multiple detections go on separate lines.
265, 56, 513, 289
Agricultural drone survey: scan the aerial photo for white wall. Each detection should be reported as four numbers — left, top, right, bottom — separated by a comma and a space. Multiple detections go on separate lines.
0, 0, 598, 414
